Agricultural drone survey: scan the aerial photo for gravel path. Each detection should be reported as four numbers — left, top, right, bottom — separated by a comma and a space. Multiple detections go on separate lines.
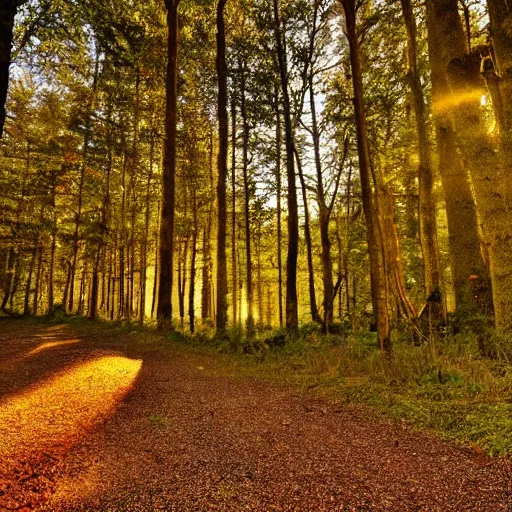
0, 319, 510, 511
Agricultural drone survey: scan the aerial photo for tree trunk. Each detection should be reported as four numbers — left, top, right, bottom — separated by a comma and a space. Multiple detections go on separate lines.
140, 129, 155, 325
274, 86, 283, 327
158, 0, 180, 330
240, 62, 255, 335
425, 0, 492, 316
400, 0, 441, 303
201, 133, 214, 321
33, 246, 43, 315
189, 187, 198, 333
24, 243, 37, 315
0, 0, 21, 139
295, 147, 321, 323
215, 0, 229, 334
273, 0, 299, 334
340, 0, 391, 351
230, 94, 238, 327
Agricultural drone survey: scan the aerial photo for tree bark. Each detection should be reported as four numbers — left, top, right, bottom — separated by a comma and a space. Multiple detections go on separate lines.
240, 61, 255, 335
340, 0, 391, 351
274, 86, 283, 327
158, 0, 180, 330
230, 93, 238, 327
400, 0, 441, 302
215, 0, 229, 334
425, 0, 492, 316
295, 147, 321, 323
273, 0, 299, 334
0, 0, 22, 139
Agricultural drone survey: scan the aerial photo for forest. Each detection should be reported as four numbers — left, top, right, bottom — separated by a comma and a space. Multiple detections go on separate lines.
1, 0, 511, 351
2, 0, 512, 509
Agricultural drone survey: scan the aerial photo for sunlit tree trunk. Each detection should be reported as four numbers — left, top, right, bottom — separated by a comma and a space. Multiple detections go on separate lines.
140, 129, 155, 325
425, 0, 492, 316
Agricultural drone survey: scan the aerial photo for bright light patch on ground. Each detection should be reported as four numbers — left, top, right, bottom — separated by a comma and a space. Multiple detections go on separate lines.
0, 356, 142, 461
26, 339, 81, 356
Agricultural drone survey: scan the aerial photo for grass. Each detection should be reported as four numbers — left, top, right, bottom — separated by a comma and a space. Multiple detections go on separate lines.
26, 314, 512, 458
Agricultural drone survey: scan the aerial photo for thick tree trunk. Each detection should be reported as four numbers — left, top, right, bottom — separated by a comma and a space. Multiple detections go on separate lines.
446, 52, 512, 330
0, 0, 20, 139
340, 0, 391, 351
215, 0, 229, 334
273, 0, 299, 334
158, 0, 180, 330
425, 0, 492, 316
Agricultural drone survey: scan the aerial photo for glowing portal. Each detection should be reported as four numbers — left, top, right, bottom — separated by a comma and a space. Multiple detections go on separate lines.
0, 356, 142, 461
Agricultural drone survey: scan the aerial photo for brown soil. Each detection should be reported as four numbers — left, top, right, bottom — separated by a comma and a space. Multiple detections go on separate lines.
0, 319, 510, 511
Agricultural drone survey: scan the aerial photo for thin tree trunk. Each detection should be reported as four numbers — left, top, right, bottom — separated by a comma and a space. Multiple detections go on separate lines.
294, 147, 321, 323
275, 87, 283, 328
33, 246, 43, 315
273, 0, 299, 334
230, 93, 238, 327
24, 243, 37, 315
400, 0, 441, 306
240, 61, 254, 335
340, 0, 391, 351
152, 202, 160, 319
215, 0, 229, 334
140, 128, 155, 325
189, 187, 198, 333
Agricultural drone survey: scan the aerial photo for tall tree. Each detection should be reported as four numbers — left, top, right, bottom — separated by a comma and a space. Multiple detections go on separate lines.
273, 0, 299, 334
339, 0, 391, 351
216, 0, 229, 334
157, 0, 180, 330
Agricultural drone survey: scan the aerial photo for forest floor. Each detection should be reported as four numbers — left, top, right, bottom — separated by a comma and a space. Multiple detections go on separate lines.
0, 318, 511, 511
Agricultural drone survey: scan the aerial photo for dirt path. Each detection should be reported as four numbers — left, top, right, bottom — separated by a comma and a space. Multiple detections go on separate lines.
0, 319, 510, 511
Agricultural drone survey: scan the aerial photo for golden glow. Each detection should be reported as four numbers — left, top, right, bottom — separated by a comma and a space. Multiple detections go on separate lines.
480, 94, 487, 106
0, 356, 142, 461
433, 90, 483, 113
27, 339, 81, 356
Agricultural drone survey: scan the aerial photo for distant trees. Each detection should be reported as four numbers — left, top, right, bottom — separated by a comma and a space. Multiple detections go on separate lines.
3, 0, 512, 350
